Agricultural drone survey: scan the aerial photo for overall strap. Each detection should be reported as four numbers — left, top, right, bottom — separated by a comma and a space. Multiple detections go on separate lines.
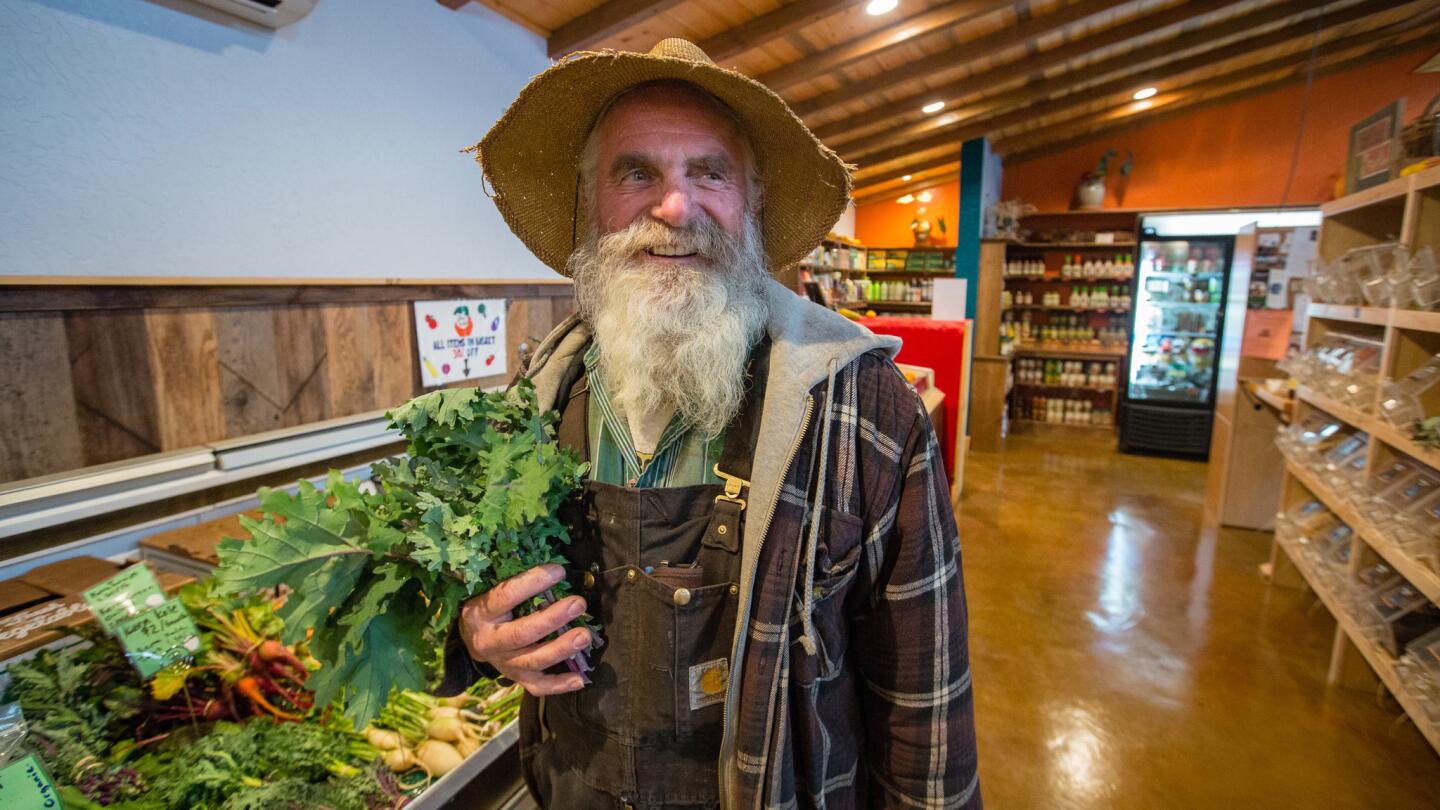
708, 336, 772, 544
551, 339, 592, 462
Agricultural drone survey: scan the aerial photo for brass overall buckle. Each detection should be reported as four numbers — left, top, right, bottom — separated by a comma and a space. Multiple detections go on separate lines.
712, 463, 749, 511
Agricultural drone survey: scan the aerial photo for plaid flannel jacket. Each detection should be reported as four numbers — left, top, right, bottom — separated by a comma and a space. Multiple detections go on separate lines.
727, 349, 979, 809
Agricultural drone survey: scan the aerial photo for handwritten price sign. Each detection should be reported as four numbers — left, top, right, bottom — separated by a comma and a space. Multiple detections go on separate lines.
0, 755, 61, 809
115, 598, 201, 679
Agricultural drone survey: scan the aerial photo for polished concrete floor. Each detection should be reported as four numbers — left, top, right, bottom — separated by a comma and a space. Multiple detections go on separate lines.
958, 424, 1440, 809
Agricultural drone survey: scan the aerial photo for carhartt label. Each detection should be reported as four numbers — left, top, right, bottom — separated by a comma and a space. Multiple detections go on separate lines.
688, 658, 728, 710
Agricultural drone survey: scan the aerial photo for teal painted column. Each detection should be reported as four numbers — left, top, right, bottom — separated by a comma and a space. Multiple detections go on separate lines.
955, 136, 999, 318
956, 137, 1001, 437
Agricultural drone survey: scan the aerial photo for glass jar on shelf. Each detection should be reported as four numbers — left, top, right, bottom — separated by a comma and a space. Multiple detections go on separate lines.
1276, 411, 1349, 466
1317, 432, 1369, 487
1379, 353, 1440, 430
1408, 247, 1440, 311
1344, 243, 1411, 309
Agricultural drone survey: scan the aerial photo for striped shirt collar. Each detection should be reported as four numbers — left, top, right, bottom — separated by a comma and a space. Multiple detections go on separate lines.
582, 342, 720, 488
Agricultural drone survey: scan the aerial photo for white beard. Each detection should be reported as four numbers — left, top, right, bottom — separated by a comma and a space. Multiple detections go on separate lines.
568, 214, 770, 439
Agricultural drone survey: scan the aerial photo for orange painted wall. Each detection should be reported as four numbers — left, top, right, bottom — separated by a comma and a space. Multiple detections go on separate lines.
1001, 48, 1440, 211
856, 179, 960, 247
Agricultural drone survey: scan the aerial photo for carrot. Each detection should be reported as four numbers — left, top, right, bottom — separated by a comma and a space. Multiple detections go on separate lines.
235, 676, 302, 721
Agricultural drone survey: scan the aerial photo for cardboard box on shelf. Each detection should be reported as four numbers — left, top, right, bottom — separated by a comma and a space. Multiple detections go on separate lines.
139, 511, 256, 577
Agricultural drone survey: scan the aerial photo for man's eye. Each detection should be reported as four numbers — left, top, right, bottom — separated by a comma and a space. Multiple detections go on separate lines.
705, 172, 724, 182
626, 170, 649, 182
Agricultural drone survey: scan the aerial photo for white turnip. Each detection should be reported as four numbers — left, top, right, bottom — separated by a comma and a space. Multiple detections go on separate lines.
365, 726, 403, 751
416, 739, 464, 777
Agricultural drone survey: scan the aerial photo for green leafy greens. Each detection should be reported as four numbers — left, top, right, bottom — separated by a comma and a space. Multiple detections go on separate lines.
215, 381, 589, 727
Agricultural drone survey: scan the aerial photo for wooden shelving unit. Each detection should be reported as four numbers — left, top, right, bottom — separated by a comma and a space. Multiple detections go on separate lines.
1273, 166, 1440, 757
1272, 519, 1440, 756
796, 237, 944, 314
1001, 211, 1140, 432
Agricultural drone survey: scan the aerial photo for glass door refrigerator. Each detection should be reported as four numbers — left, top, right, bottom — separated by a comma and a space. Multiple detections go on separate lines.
1119, 235, 1235, 457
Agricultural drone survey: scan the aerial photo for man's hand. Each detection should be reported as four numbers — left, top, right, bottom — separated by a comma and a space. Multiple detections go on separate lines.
460, 563, 591, 696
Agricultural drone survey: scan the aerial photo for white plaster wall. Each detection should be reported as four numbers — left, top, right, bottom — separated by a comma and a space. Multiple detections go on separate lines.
831, 200, 856, 240
0, 0, 558, 279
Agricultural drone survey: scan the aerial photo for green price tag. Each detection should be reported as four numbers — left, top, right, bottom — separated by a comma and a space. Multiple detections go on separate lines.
114, 598, 201, 679
0, 755, 62, 809
81, 565, 165, 634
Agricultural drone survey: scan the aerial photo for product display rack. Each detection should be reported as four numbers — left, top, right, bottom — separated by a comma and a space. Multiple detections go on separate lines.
796, 236, 950, 315
1271, 165, 1440, 757
1000, 210, 1140, 430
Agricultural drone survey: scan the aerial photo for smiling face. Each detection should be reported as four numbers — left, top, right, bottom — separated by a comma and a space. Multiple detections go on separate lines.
567, 81, 770, 438
587, 82, 756, 263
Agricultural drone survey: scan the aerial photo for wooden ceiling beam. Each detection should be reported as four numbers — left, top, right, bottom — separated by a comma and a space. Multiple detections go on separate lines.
548, 0, 688, 58
854, 148, 965, 191
698, 0, 855, 64
755, 0, 1008, 92
999, 35, 1435, 164
810, 0, 1132, 141
794, 0, 1240, 120
848, 10, 1435, 195
437, 0, 470, 10
998, 23, 1440, 161
854, 166, 964, 207
840, 0, 1415, 163
816, 0, 1338, 146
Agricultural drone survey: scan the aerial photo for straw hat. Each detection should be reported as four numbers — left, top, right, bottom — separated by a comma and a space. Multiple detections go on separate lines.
470, 38, 852, 275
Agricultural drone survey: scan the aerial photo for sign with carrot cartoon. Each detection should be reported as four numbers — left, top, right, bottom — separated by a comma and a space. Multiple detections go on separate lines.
412, 299, 507, 387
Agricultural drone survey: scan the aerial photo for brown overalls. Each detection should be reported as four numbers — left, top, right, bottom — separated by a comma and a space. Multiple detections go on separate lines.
520, 341, 769, 809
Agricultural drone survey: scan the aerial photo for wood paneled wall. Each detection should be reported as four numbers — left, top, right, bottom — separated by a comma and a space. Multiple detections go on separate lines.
0, 280, 576, 484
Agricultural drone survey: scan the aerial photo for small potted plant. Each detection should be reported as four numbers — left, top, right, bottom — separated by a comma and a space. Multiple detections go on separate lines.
1075, 149, 1133, 210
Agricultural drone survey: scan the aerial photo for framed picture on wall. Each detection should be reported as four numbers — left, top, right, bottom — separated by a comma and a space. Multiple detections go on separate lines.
1346, 100, 1405, 193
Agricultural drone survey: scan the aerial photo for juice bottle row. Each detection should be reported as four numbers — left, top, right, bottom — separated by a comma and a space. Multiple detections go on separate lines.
1004, 313, 1127, 346
1013, 393, 1114, 426
1004, 286, 1131, 310
1005, 255, 1135, 279
805, 272, 934, 305
1015, 359, 1117, 388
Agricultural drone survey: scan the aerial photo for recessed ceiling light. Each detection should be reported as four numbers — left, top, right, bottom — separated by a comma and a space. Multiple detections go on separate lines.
897, 194, 915, 204
917, 190, 933, 203
922, 100, 945, 114
1132, 100, 1153, 111
1133, 87, 1158, 100
902, 174, 912, 181
866, 0, 899, 15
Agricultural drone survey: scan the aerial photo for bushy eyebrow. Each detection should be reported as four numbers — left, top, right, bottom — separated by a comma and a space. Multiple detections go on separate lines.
608, 152, 658, 180
687, 154, 734, 177
606, 151, 736, 180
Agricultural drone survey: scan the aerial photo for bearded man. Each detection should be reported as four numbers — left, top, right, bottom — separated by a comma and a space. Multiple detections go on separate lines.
444, 39, 979, 809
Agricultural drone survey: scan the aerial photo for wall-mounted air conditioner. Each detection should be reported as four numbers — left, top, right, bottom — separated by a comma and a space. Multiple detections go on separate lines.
189, 0, 318, 29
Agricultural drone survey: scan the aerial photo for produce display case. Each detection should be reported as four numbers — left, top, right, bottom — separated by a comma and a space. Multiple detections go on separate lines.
0, 516, 533, 810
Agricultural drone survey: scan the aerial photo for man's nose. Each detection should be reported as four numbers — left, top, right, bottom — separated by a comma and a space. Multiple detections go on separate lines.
651, 183, 696, 229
